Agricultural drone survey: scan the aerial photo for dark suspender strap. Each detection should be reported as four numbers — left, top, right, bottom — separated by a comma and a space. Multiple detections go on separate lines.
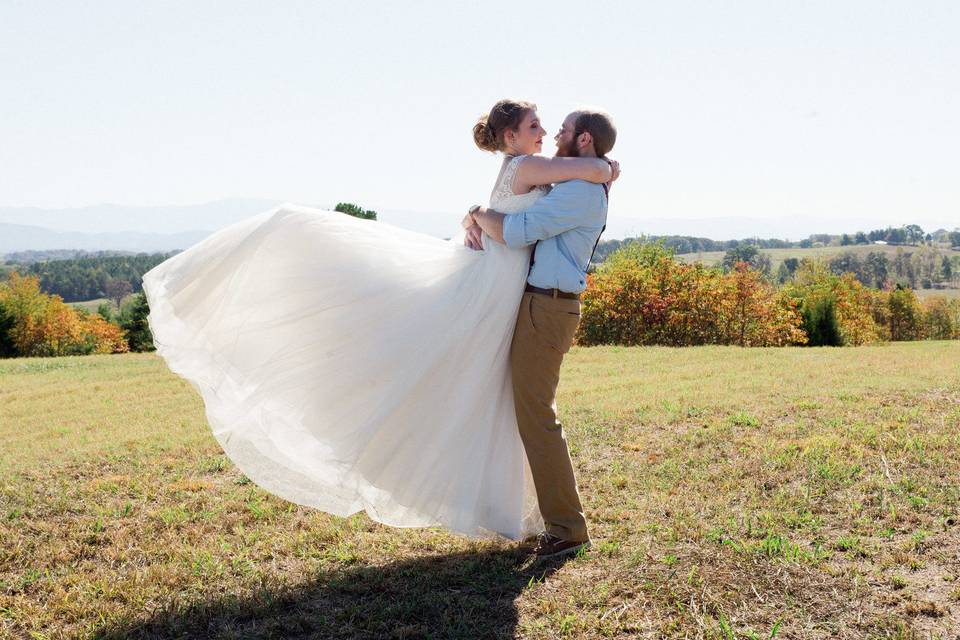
586, 181, 610, 268
587, 224, 605, 268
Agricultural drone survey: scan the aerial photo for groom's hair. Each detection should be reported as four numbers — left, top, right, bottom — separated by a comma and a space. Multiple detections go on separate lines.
571, 109, 617, 158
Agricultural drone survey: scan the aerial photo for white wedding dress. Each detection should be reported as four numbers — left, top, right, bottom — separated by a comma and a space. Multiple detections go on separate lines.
142, 155, 550, 540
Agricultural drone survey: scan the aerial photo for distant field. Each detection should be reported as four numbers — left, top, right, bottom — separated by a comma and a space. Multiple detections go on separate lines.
1, 344, 959, 638
676, 244, 960, 295
69, 295, 137, 312
677, 243, 960, 269
916, 288, 960, 300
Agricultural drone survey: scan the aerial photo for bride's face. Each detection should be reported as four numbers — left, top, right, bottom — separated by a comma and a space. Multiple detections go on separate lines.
504, 110, 546, 156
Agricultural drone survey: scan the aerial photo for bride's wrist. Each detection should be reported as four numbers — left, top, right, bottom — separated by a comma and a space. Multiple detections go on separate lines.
463, 205, 482, 229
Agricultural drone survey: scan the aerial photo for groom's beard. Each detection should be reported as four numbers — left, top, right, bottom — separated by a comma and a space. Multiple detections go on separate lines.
555, 137, 579, 158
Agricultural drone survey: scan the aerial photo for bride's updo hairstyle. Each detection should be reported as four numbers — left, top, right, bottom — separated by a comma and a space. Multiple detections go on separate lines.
473, 99, 537, 152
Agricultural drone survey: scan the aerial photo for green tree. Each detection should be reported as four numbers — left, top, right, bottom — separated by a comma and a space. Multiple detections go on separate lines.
887, 227, 907, 244
0, 300, 15, 357
334, 202, 377, 220
119, 292, 155, 352
829, 251, 863, 280
864, 252, 890, 288
840, 233, 852, 246
904, 224, 925, 244
800, 293, 842, 347
96, 302, 114, 322
776, 257, 800, 284
722, 245, 770, 276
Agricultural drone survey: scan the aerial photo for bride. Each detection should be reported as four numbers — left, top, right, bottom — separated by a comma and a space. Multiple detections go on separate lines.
141, 99, 618, 541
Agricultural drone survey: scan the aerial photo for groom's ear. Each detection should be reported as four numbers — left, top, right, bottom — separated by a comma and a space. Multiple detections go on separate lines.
577, 131, 593, 150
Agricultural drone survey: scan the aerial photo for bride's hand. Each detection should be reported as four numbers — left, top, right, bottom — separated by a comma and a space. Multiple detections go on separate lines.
464, 223, 483, 251
605, 159, 621, 192
608, 160, 621, 182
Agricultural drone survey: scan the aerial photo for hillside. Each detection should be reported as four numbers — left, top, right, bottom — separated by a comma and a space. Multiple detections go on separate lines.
676, 242, 959, 268
0, 222, 209, 254
2, 344, 959, 637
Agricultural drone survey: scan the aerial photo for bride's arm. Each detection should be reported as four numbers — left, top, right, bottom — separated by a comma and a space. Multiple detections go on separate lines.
515, 156, 612, 191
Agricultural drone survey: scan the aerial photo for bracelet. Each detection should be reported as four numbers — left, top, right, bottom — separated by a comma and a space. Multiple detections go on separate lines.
462, 205, 481, 229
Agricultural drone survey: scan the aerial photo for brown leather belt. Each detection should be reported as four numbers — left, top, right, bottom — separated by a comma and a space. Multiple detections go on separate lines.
525, 284, 580, 300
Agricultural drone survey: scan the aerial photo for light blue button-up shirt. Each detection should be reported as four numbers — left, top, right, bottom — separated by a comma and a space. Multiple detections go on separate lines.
501, 179, 608, 294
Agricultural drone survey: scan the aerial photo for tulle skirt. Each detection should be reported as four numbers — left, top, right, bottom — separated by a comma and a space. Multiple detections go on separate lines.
141, 203, 544, 540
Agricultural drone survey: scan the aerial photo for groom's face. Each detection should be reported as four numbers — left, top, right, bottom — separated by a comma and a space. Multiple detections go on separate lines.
554, 113, 579, 158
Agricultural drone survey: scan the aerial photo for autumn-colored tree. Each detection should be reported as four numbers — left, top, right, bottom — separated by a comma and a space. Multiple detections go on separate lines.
921, 296, 955, 341
784, 259, 883, 346
78, 310, 129, 354
0, 272, 129, 357
722, 262, 805, 346
14, 295, 84, 357
887, 286, 923, 341
951, 299, 960, 340
577, 243, 805, 347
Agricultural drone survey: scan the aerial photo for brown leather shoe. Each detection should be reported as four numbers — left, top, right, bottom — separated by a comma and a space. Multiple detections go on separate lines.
528, 532, 591, 560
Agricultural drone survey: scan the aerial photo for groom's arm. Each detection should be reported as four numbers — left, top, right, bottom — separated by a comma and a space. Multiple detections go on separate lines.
467, 209, 507, 244
470, 182, 600, 248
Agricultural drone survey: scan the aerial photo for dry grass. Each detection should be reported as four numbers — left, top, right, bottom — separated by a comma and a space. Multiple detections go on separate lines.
68, 295, 137, 313
675, 244, 960, 297
915, 288, 960, 301
675, 243, 954, 268
1, 343, 959, 639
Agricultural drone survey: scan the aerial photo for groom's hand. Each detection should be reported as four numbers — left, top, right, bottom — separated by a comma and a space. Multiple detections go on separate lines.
464, 223, 484, 251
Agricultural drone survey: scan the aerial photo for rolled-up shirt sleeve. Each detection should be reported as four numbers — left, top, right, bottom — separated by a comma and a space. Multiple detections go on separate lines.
502, 182, 597, 249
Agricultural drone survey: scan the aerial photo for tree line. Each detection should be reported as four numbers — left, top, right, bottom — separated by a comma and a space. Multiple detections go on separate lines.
0, 203, 385, 358
0, 272, 153, 358
578, 243, 960, 348
20, 253, 176, 302
720, 244, 959, 290
593, 224, 960, 263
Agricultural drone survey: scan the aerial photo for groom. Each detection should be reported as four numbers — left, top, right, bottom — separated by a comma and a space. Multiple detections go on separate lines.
463, 108, 617, 559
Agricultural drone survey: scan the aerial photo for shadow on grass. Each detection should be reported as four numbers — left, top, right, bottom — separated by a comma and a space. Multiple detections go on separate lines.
94, 546, 574, 639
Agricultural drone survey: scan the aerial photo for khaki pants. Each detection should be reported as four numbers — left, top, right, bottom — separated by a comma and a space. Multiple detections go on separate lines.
510, 291, 589, 543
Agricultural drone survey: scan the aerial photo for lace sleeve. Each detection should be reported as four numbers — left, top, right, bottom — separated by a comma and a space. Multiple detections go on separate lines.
491, 155, 527, 204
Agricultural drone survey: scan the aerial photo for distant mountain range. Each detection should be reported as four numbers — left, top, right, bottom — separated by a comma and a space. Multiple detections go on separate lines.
1, 199, 956, 256
0, 222, 210, 255
0, 199, 281, 235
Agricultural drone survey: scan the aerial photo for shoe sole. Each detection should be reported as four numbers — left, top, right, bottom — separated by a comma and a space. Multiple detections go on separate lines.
534, 540, 591, 561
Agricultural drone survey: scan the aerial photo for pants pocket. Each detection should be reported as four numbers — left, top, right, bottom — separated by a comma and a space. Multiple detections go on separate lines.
528, 295, 581, 354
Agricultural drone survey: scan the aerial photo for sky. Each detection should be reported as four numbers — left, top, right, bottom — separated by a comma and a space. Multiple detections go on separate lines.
1, 1, 958, 238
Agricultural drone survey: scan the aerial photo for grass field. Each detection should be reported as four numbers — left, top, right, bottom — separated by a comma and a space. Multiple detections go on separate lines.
68, 295, 137, 313
1, 344, 959, 639
915, 288, 960, 301
674, 244, 960, 298
676, 243, 960, 272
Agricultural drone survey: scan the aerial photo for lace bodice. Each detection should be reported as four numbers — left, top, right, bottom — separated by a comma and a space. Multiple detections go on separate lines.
490, 155, 550, 214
